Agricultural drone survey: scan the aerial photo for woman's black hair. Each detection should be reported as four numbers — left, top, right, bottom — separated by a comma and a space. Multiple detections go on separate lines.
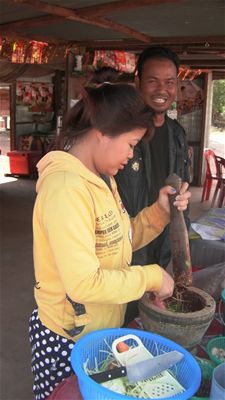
53, 83, 154, 150
90, 66, 119, 84
136, 46, 180, 78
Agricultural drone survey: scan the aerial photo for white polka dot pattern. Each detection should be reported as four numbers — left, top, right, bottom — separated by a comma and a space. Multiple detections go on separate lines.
29, 309, 75, 399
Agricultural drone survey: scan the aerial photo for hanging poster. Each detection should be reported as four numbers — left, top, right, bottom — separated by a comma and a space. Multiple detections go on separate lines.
16, 82, 53, 111
93, 50, 136, 73
177, 79, 204, 116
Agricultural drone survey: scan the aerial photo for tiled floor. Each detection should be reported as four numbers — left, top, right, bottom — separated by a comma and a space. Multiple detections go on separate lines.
1, 174, 36, 400
189, 185, 213, 221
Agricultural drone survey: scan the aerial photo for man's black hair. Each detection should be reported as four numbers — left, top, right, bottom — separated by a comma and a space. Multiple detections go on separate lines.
136, 46, 180, 78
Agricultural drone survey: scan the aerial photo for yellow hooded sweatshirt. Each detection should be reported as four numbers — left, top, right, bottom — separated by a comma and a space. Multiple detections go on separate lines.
33, 151, 170, 341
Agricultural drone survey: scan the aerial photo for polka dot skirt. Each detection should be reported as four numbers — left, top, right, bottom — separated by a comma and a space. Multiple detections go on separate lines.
29, 309, 75, 399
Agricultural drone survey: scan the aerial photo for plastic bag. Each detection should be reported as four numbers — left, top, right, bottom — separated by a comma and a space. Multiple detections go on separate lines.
192, 262, 225, 300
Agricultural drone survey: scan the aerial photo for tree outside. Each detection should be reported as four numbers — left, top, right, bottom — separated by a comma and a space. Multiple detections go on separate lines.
212, 80, 225, 125
209, 80, 225, 157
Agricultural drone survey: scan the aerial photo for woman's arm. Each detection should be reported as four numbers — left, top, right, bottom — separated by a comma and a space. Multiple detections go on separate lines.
130, 182, 190, 251
37, 182, 163, 305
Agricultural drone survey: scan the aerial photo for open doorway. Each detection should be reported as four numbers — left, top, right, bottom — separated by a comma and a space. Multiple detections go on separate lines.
0, 84, 11, 155
209, 79, 225, 157
0, 84, 12, 175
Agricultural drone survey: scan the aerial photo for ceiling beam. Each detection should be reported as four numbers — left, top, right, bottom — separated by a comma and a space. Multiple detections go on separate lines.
180, 59, 225, 67
4, 0, 184, 40
0, 30, 69, 45
77, 0, 184, 18
90, 17, 151, 43
10, 0, 118, 28
1, 33, 224, 53
0, 15, 65, 31
10, 0, 151, 42
155, 36, 225, 45
0, 14, 150, 43
212, 71, 225, 79
69, 36, 225, 50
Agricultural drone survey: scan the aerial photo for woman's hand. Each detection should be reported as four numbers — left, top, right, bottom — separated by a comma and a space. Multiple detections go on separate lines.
153, 268, 174, 300
152, 269, 174, 310
157, 181, 191, 214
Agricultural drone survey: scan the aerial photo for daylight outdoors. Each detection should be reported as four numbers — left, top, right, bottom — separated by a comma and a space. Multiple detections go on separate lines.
209, 80, 225, 157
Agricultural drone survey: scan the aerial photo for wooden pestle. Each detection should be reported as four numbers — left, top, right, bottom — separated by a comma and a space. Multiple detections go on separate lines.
165, 173, 192, 287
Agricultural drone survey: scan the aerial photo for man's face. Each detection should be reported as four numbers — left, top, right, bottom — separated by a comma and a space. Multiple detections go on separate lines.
138, 58, 178, 114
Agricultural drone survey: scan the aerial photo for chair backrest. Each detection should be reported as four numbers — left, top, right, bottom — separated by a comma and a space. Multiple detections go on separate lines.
215, 155, 225, 180
204, 148, 220, 179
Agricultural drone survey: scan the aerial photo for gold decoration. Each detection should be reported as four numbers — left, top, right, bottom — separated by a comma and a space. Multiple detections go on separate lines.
131, 161, 140, 172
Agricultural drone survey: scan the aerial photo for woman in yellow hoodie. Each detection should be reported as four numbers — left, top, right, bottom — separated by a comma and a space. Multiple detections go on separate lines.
29, 83, 190, 399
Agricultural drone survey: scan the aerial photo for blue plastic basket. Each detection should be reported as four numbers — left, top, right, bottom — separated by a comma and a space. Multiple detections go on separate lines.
71, 328, 201, 400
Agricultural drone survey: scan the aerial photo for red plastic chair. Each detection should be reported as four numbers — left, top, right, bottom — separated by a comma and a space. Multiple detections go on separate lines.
201, 149, 221, 202
211, 155, 225, 207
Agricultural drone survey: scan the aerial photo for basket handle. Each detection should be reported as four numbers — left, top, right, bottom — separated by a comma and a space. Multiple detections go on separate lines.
112, 334, 145, 365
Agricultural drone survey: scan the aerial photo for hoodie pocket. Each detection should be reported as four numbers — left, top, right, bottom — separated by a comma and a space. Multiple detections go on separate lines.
63, 295, 91, 338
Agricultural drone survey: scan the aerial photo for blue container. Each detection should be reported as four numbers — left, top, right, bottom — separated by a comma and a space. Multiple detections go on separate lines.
221, 289, 225, 335
71, 328, 201, 400
209, 362, 225, 400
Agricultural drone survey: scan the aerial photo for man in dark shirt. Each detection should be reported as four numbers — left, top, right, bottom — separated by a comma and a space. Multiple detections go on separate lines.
115, 46, 190, 323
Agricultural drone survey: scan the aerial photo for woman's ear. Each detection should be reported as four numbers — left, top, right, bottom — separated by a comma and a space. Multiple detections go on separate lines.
95, 130, 111, 148
95, 129, 104, 141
